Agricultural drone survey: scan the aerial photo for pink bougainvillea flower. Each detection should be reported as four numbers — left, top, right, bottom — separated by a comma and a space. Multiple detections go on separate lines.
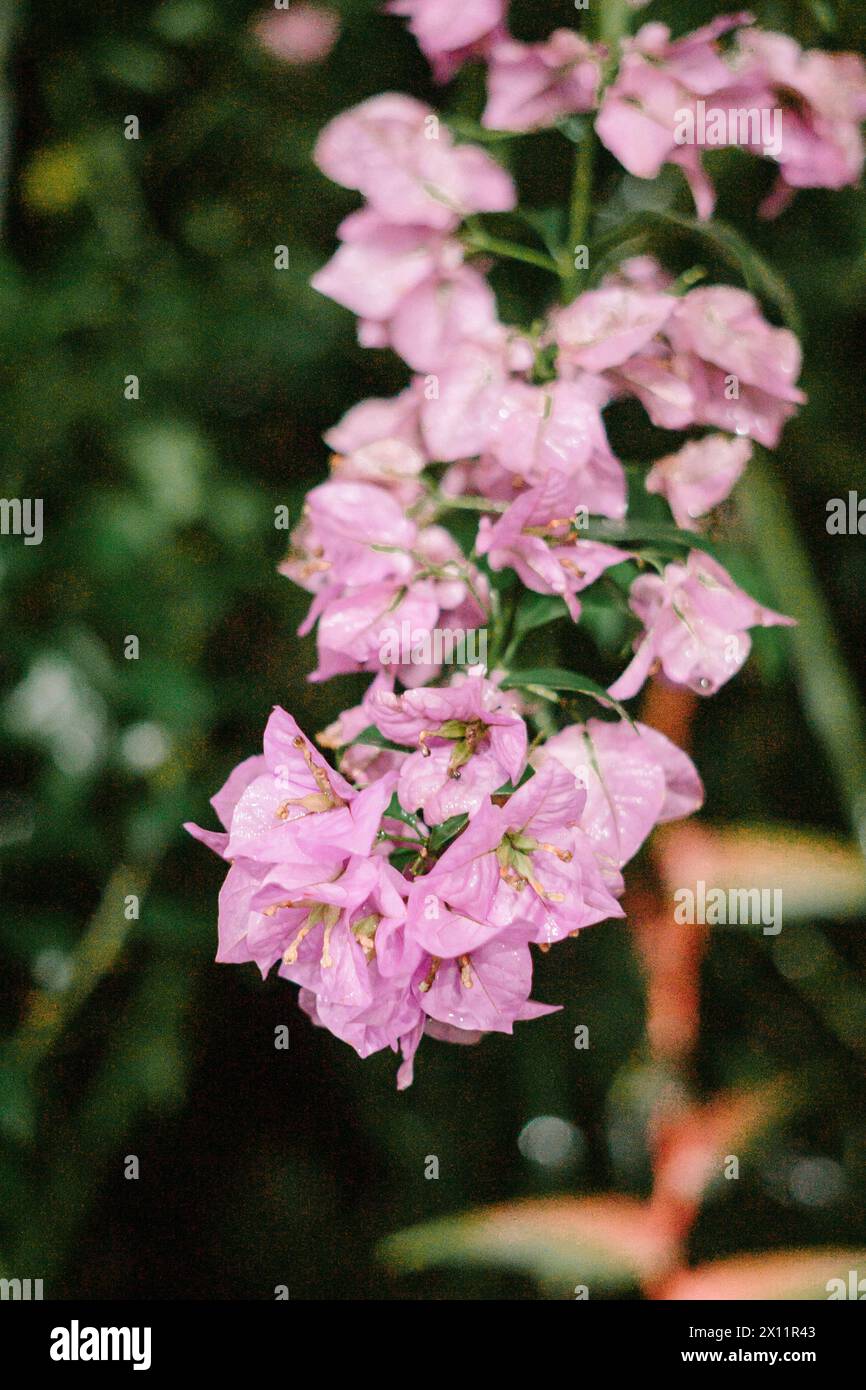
302, 578, 440, 681
221, 708, 394, 862
646, 434, 752, 528
326, 437, 427, 507
387, 0, 506, 83
550, 286, 676, 375
481, 379, 626, 515
388, 263, 501, 373
314, 93, 516, 229
323, 382, 424, 456
485, 760, 625, 945
312, 209, 502, 372
254, 4, 340, 65
190, 10, 848, 1087
413, 926, 559, 1035
316, 673, 407, 789
367, 674, 528, 821
420, 338, 510, 461
666, 285, 806, 447
293, 478, 417, 587
610, 552, 795, 700
613, 350, 698, 432
311, 209, 448, 322
299, 974, 425, 1075
184, 751, 266, 858
214, 860, 288, 975
408, 761, 623, 960
259, 855, 410, 1009
668, 286, 801, 401
535, 718, 704, 873
594, 14, 758, 218
483, 30, 603, 132
733, 29, 866, 210
477, 466, 629, 620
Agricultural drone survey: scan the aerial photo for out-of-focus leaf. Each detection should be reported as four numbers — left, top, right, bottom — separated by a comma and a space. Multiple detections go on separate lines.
655, 822, 866, 922
381, 1196, 680, 1294
651, 1082, 789, 1235
509, 592, 568, 643
658, 1250, 866, 1301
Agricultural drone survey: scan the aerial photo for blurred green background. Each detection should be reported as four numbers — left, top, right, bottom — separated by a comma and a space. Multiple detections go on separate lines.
1, 0, 866, 1299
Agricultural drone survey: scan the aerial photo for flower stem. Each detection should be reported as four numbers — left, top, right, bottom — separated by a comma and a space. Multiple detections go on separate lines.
434, 490, 508, 514
560, 130, 595, 302
463, 225, 559, 275
558, 0, 632, 302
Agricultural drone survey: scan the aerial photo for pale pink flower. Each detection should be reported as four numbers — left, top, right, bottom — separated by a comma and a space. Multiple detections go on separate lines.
314, 93, 516, 229
595, 14, 758, 218
483, 30, 603, 132
550, 286, 676, 374
477, 467, 629, 619
612, 350, 698, 433
327, 438, 427, 507
536, 718, 704, 872
287, 478, 417, 590
388, 263, 500, 372
646, 434, 752, 528
367, 674, 527, 821
387, 0, 507, 82
323, 383, 424, 455
420, 338, 509, 461
311, 210, 448, 321
609, 551, 795, 700
667, 285, 806, 447
301, 579, 441, 682
482, 379, 626, 515
734, 29, 866, 210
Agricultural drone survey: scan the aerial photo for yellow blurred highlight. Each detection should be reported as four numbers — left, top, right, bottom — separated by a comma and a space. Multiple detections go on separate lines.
21, 144, 89, 214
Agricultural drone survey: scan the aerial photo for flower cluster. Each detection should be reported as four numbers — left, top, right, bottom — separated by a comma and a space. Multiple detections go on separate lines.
388, 4, 866, 219
188, 3, 862, 1086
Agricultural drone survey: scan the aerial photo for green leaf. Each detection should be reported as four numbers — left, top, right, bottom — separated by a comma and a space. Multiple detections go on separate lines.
384, 795, 425, 837
428, 814, 469, 853
501, 668, 633, 723
348, 725, 407, 755
581, 517, 723, 560
511, 592, 568, 641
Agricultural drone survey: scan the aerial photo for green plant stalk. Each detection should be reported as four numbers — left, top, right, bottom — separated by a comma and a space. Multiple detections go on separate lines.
561, 131, 595, 301
739, 453, 866, 859
463, 226, 559, 274
593, 0, 632, 48
9, 864, 151, 1077
559, 0, 632, 301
